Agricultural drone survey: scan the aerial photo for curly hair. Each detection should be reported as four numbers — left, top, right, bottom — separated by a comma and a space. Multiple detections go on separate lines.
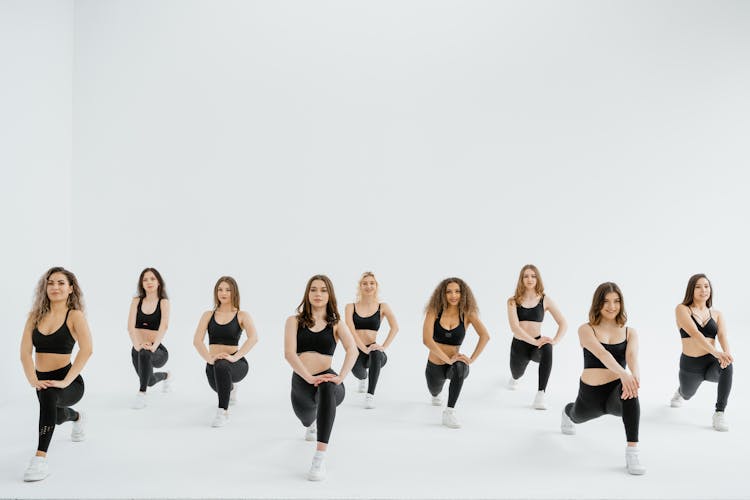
29, 267, 85, 326
425, 277, 478, 318
297, 274, 340, 329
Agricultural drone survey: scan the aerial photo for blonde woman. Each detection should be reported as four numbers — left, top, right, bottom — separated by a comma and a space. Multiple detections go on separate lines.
344, 272, 399, 409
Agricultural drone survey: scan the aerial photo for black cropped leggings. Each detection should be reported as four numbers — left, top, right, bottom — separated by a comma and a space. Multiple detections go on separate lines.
564, 379, 639, 442
510, 336, 552, 391
351, 348, 388, 395
205, 357, 249, 410
131, 344, 169, 392
678, 353, 733, 412
425, 360, 470, 408
36, 364, 84, 453
291, 369, 345, 444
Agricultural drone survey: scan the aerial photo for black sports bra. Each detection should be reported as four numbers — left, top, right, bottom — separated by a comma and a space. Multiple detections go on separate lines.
352, 304, 381, 331
433, 311, 466, 346
33, 309, 76, 355
583, 326, 628, 369
135, 297, 161, 331
516, 296, 545, 323
297, 323, 337, 356
679, 309, 718, 339
207, 312, 243, 346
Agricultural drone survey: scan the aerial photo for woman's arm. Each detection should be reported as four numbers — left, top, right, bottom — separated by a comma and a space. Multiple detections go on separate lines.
714, 310, 733, 367
422, 311, 452, 364
545, 296, 568, 345
460, 313, 490, 364
676, 304, 728, 361
127, 298, 142, 349
344, 303, 369, 352
379, 303, 399, 350
507, 299, 542, 345
150, 299, 170, 351
579, 324, 638, 398
48, 310, 93, 388
625, 328, 640, 382
192, 311, 213, 364
20, 316, 44, 389
219, 311, 258, 361
283, 316, 315, 383
333, 321, 358, 381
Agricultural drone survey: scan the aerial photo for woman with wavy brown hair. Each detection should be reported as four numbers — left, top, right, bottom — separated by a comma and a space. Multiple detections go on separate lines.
20, 267, 93, 482
560, 282, 645, 475
506, 264, 567, 410
193, 276, 258, 427
423, 277, 490, 429
284, 274, 357, 481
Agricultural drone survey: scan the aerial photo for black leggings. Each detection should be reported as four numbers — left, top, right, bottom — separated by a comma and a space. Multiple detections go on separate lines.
36, 364, 84, 453
351, 348, 388, 395
564, 379, 639, 442
205, 357, 249, 410
131, 344, 169, 392
678, 353, 733, 412
425, 360, 469, 408
510, 336, 552, 391
291, 369, 345, 444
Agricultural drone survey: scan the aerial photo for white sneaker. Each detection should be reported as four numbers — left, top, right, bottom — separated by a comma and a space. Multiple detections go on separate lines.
561, 408, 576, 435
357, 379, 366, 393
304, 423, 317, 442
211, 408, 229, 428
229, 384, 238, 406
533, 391, 547, 410
431, 394, 443, 406
442, 408, 461, 429
307, 452, 326, 481
508, 377, 520, 390
364, 393, 376, 409
670, 389, 684, 408
162, 371, 172, 393
625, 447, 646, 475
712, 411, 729, 432
131, 392, 146, 410
23, 456, 49, 482
71, 411, 85, 442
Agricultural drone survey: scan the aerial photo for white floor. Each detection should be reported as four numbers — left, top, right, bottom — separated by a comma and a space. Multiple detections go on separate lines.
1, 359, 745, 500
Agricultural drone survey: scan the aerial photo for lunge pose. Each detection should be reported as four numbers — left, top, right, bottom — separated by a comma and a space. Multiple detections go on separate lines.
423, 277, 490, 428
20, 267, 93, 481
193, 276, 258, 427
670, 274, 733, 431
344, 272, 399, 409
506, 264, 567, 409
560, 282, 645, 475
284, 275, 357, 481
128, 267, 172, 409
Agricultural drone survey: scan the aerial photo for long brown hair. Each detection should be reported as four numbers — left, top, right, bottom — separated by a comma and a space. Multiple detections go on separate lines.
588, 282, 627, 326
136, 267, 168, 299
425, 277, 478, 318
30, 267, 85, 326
214, 276, 240, 310
681, 273, 712, 308
297, 274, 340, 329
355, 271, 379, 302
513, 264, 545, 304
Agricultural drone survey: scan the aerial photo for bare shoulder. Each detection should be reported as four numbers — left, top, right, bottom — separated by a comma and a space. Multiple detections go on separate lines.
69, 309, 86, 321
626, 326, 639, 338
380, 302, 393, 313
285, 315, 299, 327
344, 303, 354, 313
675, 303, 689, 313
507, 297, 516, 307
578, 322, 594, 335
712, 308, 724, 321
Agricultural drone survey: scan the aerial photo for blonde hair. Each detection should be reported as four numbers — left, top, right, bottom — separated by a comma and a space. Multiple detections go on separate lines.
513, 264, 545, 304
30, 267, 85, 326
356, 271, 379, 302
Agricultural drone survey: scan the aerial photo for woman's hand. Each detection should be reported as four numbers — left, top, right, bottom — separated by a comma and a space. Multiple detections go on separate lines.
620, 372, 639, 399
215, 352, 238, 363
536, 336, 553, 348
44, 379, 71, 389
148, 342, 160, 353
30, 378, 49, 390
714, 351, 733, 369
311, 373, 342, 386
451, 353, 472, 365
367, 343, 384, 353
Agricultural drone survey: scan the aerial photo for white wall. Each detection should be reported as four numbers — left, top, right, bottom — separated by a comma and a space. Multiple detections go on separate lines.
0, 0, 74, 403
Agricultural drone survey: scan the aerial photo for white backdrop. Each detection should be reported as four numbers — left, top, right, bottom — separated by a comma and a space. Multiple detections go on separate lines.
2, 1, 749, 498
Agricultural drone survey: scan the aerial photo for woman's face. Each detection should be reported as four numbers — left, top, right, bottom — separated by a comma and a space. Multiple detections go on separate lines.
693, 278, 711, 303
216, 282, 232, 305
309, 279, 329, 308
360, 276, 377, 297
599, 291, 621, 321
47, 272, 72, 303
142, 271, 159, 294
522, 269, 537, 290
445, 282, 461, 307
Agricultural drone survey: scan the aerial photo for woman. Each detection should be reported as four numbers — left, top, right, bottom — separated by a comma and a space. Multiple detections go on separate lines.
506, 264, 567, 410
423, 277, 490, 429
193, 276, 258, 427
560, 282, 645, 475
670, 274, 733, 431
20, 267, 93, 482
344, 271, 399, 409
284, 274, 357, 481
127, 267, 172, 409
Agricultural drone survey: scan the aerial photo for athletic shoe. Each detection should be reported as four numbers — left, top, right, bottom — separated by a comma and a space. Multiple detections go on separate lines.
670, 389, 684, 408
305, 423, 317, 442
71, 411, 85, 442
307, 453, 326, 481
23, 456, 49, 482
442, 408, 461, 429
431, 394, 443, 406
561, 408, 576, 435
229, 384, 238, 406
533, 390, 547, 410
625, 446, 646, 475
712, 411, 729, 432
162, 371, 172, 393
357, 379, 366, 393
211, 408, 229, 428
507, 377, 520, 390
131, 392, 146, 410
364, 393, 376, 409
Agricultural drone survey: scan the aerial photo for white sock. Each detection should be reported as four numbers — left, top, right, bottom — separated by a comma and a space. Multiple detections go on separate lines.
314, 450, 326, 459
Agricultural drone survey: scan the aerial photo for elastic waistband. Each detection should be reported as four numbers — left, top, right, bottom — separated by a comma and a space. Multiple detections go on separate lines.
36, 363, 72, 380
578, 378, 620, 390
